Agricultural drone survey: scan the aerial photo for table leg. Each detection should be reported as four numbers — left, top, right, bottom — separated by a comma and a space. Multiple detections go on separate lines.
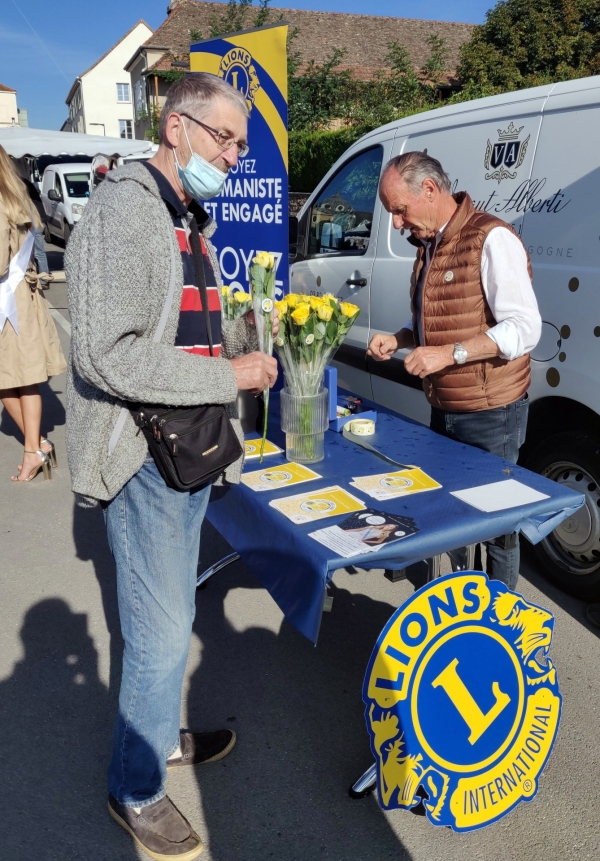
349, 762, 377, 799
447, 544, 476, 572
196, 552, 240, 588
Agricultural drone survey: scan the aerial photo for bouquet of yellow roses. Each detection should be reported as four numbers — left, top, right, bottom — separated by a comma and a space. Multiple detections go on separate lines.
221, 286, 252, 321
274, 293, 360, 396
249, 251, 277, 459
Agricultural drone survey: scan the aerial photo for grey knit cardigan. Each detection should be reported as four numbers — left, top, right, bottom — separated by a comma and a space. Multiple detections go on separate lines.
65, 161, 257, 504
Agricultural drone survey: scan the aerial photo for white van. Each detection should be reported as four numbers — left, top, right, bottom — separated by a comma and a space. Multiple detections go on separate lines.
290, 75, 600, 600
41, 163, 91, 244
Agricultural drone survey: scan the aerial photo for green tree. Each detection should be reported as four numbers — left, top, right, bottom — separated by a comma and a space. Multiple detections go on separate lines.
458, 0, 600, 94
209, 0, 275, 37
288, 48, 353, 131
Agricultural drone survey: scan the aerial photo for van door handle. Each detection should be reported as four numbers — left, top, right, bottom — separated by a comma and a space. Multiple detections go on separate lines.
346, 277, 367, 287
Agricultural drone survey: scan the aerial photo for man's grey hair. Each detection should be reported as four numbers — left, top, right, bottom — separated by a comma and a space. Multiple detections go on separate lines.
159, 72, 249, 142
383, 151, 451, 195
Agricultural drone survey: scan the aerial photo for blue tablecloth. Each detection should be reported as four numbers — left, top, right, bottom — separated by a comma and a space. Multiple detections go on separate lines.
207, 395, 583, 644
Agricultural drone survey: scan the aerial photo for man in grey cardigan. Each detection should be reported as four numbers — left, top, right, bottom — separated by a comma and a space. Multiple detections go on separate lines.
66, 74, 277, 860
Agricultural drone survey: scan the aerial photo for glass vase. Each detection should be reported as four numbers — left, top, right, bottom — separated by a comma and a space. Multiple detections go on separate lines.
280, 387, 329, 464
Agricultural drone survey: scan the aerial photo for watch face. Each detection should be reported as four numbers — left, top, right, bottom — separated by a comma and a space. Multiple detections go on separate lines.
454, 345, 468, 363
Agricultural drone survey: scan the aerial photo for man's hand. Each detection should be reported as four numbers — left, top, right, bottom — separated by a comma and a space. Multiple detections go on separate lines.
367, 333, 399, 361
368, 328, 414, 361
404, 345, 454, 378
230, 351, 278, 392
247, 308, 280, 338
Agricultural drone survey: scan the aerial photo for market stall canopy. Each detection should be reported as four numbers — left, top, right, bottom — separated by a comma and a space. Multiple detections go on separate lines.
0, 126, 154, 159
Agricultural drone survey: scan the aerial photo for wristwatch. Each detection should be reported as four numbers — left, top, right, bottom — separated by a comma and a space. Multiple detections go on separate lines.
453, 342, 468, 365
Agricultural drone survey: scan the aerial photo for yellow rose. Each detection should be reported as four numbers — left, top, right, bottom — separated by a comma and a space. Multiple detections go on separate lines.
253, 251, 275, 270
317, 303, 333, 322
291, 305, 310, 326
286, 293, 300, 308
322, 293, 338, 305
234, 291, 251, 304
275, 299, 288, 315
310, 295, 323, 310
339, 301, 360, 318
221, 286, 231, 297
296, 294, 311, 304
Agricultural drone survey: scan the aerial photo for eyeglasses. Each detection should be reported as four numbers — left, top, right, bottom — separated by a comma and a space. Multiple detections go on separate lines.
181, 112, 249, 157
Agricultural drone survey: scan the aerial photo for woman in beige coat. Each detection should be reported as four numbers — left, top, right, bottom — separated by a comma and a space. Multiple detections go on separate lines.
0, 145, 66, 482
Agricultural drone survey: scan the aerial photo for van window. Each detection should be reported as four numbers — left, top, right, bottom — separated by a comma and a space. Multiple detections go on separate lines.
64, 173, 90, 197
54, 174, 62, 197
307, 146, 383, 257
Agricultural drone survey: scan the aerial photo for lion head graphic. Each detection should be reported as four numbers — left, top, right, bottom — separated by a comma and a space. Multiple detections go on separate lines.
491, 592, 556, 686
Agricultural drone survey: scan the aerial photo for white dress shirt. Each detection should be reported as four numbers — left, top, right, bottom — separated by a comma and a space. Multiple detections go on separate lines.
404, 226, 542, 361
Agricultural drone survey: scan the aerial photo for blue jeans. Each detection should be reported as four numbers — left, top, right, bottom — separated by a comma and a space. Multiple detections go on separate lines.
33, 229, 49, 279
430, 394, 529, 591
104, 458, 211, 807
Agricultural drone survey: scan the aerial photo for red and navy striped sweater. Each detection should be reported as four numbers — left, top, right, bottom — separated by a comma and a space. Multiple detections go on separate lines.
144, 162, 222, 357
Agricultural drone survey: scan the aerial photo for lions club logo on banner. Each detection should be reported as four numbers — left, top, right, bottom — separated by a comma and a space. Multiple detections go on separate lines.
218, 47, 261, 112
363, 573, 561, 831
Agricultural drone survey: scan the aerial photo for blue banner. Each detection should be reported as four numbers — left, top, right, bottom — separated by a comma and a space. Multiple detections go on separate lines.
190, 23, 289, 300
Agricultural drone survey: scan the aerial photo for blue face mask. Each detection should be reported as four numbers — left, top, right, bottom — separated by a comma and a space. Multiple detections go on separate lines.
174, 120, 227, 200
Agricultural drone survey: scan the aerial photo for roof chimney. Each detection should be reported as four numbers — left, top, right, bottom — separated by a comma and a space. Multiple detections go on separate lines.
167, 0, 181, 13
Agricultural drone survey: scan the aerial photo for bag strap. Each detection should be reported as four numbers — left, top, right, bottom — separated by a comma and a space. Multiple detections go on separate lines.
188, 215, 214, 357
153, 232, 178, 343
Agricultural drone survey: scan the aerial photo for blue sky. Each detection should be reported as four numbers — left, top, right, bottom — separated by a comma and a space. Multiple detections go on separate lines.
0, 0, 493, 131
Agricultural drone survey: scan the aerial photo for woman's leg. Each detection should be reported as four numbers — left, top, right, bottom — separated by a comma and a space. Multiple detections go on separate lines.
0, 388, 25, 436
1, 386, 51, 470
10, 385, 44, 481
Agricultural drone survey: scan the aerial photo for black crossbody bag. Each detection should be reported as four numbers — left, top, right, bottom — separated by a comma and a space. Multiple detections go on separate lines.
130, 217, 242, 493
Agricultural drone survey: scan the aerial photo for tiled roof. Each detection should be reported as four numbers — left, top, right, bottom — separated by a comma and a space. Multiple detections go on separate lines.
0, 83, 17, 93
145, 1, 473, 74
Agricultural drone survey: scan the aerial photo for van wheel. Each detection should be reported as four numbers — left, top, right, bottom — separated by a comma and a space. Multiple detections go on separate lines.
63, 221, 71, 246
523, 432, 600, 600
43, 221, 52, 243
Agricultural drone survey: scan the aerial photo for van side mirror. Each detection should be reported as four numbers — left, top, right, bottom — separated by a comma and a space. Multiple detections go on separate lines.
289, 215, 298, 245
48, 189, 62, 202
289, 216, 299, 262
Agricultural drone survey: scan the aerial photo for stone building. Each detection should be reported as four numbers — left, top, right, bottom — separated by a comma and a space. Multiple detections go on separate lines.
0, 84, 28, 128
125, 0, 474, 140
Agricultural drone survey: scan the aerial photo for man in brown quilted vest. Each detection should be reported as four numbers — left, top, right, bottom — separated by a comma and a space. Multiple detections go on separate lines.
368, 151, 542, 589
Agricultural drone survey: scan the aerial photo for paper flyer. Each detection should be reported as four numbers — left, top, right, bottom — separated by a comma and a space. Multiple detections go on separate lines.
269, 485, 366, 524
450, 479, 549, 512
309, 509, 419, 558
244, 438, 283, 459
241, 462, 321, 492
351, 468, 441, 500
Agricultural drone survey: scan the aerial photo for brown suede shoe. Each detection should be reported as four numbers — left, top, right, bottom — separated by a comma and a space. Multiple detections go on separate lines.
108, 794, 203, 860
167, 729, 236, 769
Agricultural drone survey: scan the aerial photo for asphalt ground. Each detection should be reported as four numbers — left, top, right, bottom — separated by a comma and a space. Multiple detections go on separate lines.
1, 249, 599, 861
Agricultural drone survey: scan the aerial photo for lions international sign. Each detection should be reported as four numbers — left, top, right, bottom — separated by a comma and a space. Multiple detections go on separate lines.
363, 573, 561, 831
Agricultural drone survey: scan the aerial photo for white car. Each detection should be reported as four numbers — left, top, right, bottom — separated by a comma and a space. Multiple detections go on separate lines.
41, 162, 91, 244
290, 74, 600, 600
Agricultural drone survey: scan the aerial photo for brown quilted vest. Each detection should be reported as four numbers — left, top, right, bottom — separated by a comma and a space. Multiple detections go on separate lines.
409, 192, 532, 412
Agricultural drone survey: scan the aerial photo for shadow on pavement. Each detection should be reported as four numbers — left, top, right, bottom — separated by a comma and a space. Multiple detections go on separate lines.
72, 502, 123, 696
0, 599, 139, 861
519, 552, 599, 638
188, 519, 414, 861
